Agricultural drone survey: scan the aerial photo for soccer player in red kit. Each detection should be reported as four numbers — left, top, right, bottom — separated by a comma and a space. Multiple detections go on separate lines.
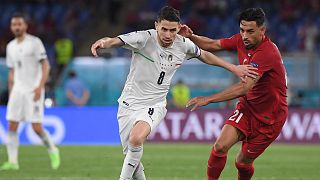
181, 8, 288, 179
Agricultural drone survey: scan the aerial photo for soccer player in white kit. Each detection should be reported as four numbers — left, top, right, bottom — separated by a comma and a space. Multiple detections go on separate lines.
0, 13, 60, 170
91, 6, 257, 180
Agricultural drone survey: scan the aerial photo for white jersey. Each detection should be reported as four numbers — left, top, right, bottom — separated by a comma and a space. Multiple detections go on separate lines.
6, 34, 47, 92
117, 29, 200, 110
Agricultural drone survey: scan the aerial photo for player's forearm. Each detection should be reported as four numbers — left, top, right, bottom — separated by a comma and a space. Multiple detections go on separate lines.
190, 34, 222, 52
39, 59, 50, 88
8, 69, 14, 92
200, 51, 236, 72
101, 37, 123, 48
207, 82, 247, 103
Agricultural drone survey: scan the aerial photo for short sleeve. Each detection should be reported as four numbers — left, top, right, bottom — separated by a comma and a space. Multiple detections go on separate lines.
250, 51, 274, 77
34, 38, 47, 61
117, 31, 150, 50
185, 38, 201, 59
6, 45, 14, 68
220, 34, 240, 51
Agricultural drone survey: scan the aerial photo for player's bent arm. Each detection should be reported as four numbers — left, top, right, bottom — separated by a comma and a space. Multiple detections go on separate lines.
198, 50, 258, 80
8, 68, 14, 93
207, 76, 260, 103
91, 37, 124, 57
199, 50, 237, 72
190, 34, 222, 52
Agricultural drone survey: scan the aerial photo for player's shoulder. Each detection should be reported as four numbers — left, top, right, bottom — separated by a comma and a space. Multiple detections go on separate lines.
25, 34, 43, 44
260, 37, 281, 56
7, 39, 15, 48
174, 34, 194, 49
175, 34, 189, 43
127, 29, 154, 37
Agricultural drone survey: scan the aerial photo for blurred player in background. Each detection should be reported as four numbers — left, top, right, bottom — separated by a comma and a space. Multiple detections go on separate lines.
91, 6, 257, 180
0, 13, 60, 170
183, 8, 288, 179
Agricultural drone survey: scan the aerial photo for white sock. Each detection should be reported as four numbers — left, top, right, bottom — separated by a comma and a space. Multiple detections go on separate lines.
6, 131, 19, 165
133, 162, 146, 180
39, 130, 57, 153
120, 144, 143, 180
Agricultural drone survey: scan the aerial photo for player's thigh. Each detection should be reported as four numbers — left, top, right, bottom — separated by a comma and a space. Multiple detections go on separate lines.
25, 90, 44, 122
6, 90, 24, 122
117, 106, 167, 153
129, 121, 151, 146
215, 108, 248, 153
117, 106, 134, 153
131, 106, 167, 138
239, 119, 286, 160
214, 124, 243, 153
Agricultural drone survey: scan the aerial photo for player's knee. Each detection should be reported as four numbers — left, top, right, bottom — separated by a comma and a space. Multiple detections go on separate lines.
32, 125, 43, 135
8, 121, 19, 131
213, 142, 229, 154
129, 134, 144, 146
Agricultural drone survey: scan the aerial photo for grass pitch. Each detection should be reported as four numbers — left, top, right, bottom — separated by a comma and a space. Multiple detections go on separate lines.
0, 144, 319, 180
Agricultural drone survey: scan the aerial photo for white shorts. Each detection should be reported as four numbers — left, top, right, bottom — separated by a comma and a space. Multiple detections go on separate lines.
117, 105, 167, 154
6, 89, 45, 123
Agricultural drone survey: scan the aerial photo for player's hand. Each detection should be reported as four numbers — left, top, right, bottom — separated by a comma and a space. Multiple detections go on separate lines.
235, 65, 258, 82
179, 24, 193, 38
33, 86, 42, 101
186, 96, 209, 111
91, 39, 106, 57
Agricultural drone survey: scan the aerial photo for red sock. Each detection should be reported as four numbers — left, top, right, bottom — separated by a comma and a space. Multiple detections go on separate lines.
235, 161, 254, 180
207, 148, 227, 180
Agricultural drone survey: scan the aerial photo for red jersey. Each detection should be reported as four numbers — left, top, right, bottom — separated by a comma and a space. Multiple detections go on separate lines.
221, 34, 288, 125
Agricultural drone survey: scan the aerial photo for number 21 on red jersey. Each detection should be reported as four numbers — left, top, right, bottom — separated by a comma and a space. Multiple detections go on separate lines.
228, 110, 243, 123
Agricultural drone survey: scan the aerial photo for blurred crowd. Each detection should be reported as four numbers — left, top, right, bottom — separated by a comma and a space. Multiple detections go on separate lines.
124, 0, 320, 54
0, 0, 319, 107
1, 0, 320, 71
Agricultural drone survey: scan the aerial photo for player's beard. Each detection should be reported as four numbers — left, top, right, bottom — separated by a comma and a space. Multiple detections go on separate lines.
245, 44, 255, 50
13, 29, 24, 38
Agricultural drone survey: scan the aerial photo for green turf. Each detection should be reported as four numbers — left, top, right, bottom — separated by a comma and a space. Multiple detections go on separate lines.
0, 144, 319, 180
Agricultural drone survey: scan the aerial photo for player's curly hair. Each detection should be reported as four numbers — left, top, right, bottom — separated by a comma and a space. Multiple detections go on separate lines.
157, 6, 180, 23
239, 8, 266, 27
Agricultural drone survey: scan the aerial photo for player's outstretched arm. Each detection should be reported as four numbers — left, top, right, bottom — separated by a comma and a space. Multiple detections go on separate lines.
179, 24, 222, 52
186, 76, 260, 111
199, 50, 258, 80
91, 37, 124, 57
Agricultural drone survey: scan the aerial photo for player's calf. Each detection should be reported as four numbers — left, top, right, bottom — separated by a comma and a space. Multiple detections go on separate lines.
132, 162, 146, 180
120, 144, 143, 179
207, 147, 227, 180
235, 161, 254, 180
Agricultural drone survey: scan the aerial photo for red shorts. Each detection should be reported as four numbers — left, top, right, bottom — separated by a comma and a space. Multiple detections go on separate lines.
225, 104, 287, 159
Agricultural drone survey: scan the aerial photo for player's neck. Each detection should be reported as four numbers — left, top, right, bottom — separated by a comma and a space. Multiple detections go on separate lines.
16, 33, 27, 43
157, 35, 173, 48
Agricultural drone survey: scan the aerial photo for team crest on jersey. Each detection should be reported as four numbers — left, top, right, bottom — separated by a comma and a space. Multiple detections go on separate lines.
250, 62, 259, 68
160, 52, 167, 59
168, 54, 173, 62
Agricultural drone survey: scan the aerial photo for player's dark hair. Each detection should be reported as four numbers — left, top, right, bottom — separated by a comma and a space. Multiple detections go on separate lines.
157, 6, 180, 23
239, 8, 266, 27
11, 12, 28, 23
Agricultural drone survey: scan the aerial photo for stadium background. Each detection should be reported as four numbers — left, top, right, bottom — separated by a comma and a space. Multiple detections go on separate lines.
0, 0, 319, 179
